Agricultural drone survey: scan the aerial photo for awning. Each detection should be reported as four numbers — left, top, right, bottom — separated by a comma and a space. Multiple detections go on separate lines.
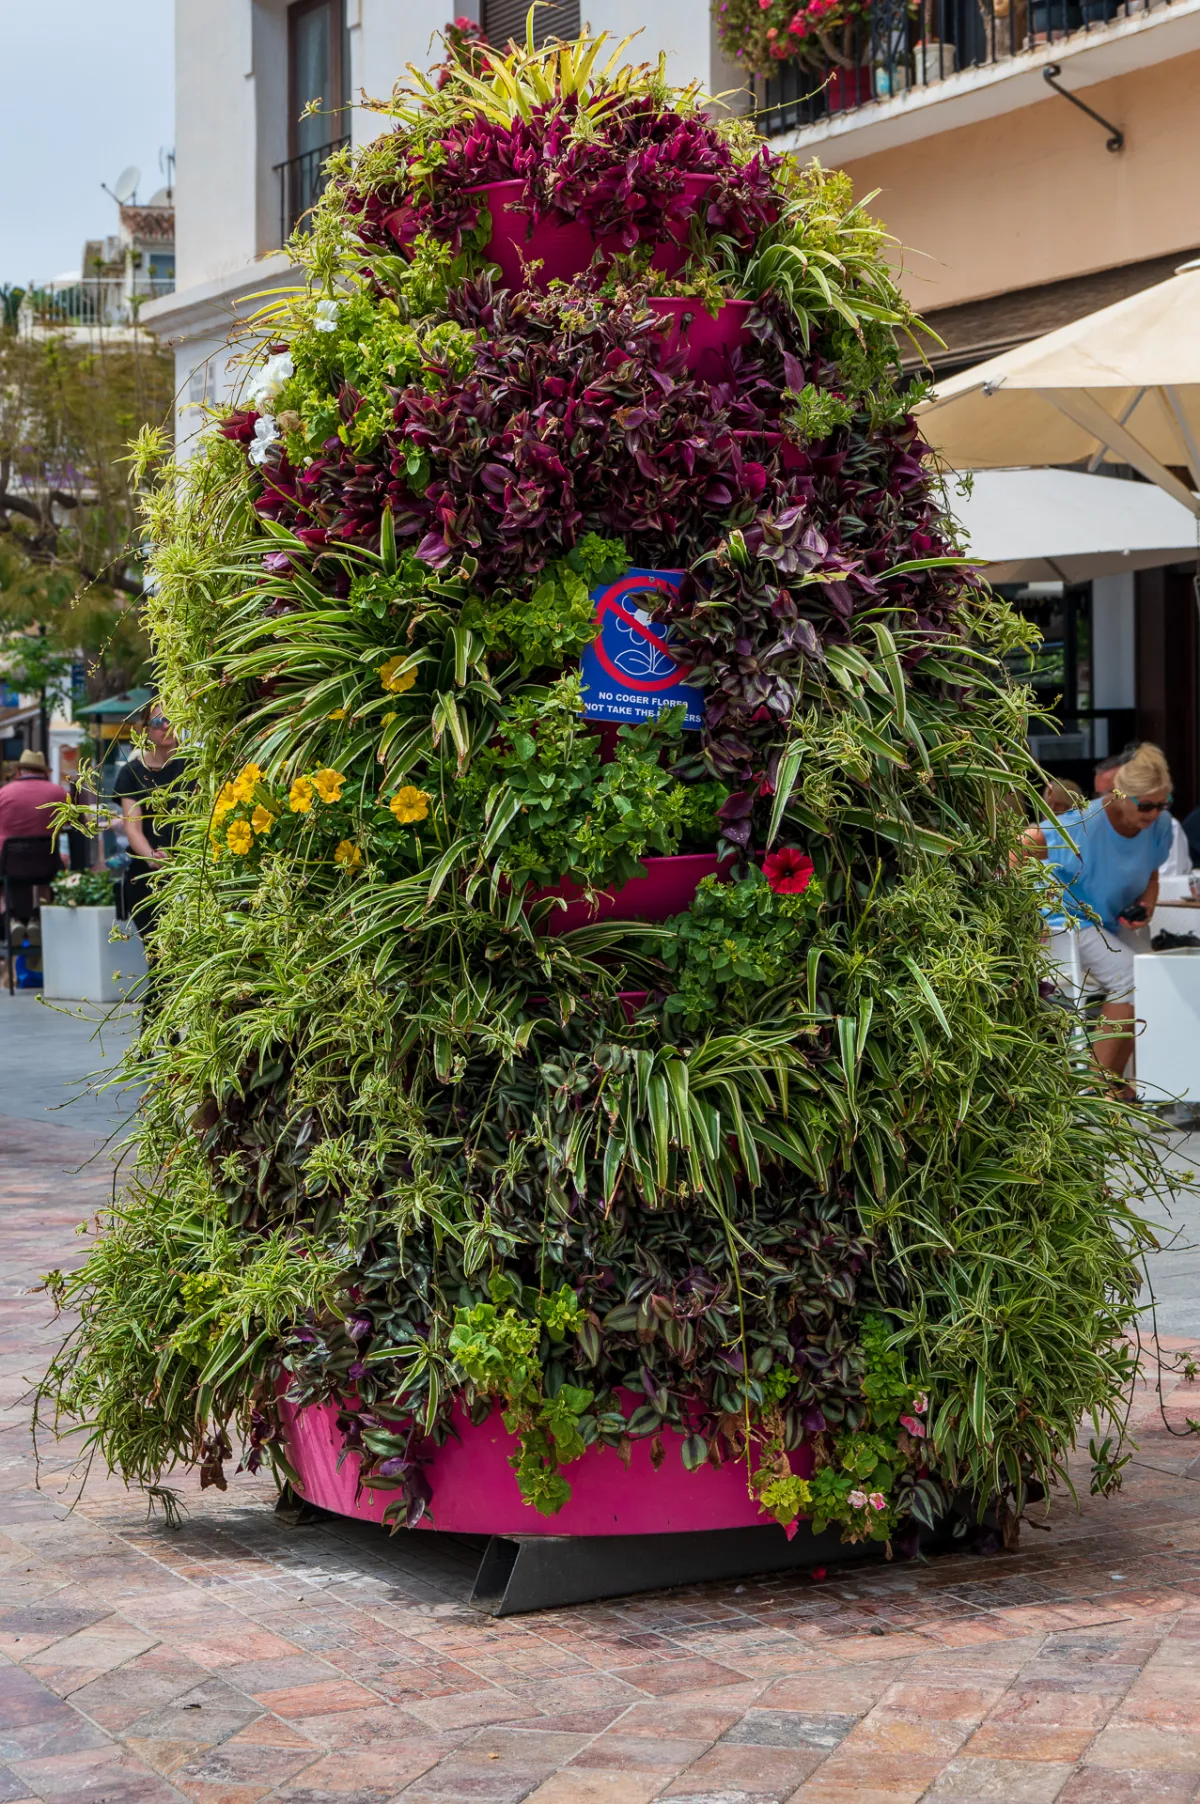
918, 261, 1200, 515
949, 468, 1200, 584
76, 688, 153, 720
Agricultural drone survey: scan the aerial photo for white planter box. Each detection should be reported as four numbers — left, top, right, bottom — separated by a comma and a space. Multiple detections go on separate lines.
40, 905, 148, 1003
1134, 949, 1200, 1102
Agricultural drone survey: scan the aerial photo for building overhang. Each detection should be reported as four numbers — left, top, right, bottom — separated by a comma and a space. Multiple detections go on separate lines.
139, 254, 304, 344
769, 0, 1200, 162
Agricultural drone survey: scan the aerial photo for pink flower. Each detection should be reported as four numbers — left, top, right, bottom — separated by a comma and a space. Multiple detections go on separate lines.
766, 25, 778, 35
911, 1392, 929, 1415
762, 848, 814, 896
758, 0, 772, 9
900, 1414, 927, 1439
868, 1492, 887, 1511
847, 1489, 868, 1509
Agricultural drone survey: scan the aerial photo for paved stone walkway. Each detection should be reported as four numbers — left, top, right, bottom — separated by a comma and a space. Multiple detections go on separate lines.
3, 1110, 1200, 1804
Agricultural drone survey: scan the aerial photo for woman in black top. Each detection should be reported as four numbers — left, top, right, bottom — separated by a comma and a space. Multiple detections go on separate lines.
113, 704, 187, 940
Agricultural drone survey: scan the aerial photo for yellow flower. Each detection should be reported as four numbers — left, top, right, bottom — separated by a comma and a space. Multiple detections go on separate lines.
328, 707, 347, 720
333, 838, 364, 872
232, 762, 264, 803
289, 776, 315, 813
213, 781, 238, 823
379, 656, 417, 694
312, 766, 345, 804
389, 785, 430, 826
226, 819, 253, 855
250, 804, 275, 836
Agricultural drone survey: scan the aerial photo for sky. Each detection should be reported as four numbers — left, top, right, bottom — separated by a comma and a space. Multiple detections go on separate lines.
0, 0, 175, 285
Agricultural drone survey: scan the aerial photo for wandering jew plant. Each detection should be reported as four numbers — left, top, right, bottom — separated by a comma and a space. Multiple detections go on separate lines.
40, 18, 1169, 1556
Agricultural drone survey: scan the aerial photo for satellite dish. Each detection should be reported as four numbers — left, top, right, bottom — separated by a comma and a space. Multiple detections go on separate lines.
112, 165, 141, 204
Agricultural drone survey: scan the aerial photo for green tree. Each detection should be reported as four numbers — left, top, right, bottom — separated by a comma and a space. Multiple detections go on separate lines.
0, 324, 174, 715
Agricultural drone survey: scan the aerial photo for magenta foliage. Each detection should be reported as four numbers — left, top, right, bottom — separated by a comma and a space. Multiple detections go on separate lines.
347, 96, 778, 259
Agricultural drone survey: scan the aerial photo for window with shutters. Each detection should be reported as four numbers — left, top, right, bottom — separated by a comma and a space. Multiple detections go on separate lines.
482, 0, 580, 52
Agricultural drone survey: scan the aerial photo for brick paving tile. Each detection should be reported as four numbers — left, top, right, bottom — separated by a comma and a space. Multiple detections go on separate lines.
923, 1754, 1078, 1799
5, 1112, 1200, 1804
1057, 1769, 1200, 1802
662, 1740, 828, 1796
6, 1742, 188, 1801
566, 1730, 710, 1771
959, 1722, 1098, 1763
518, 1777, 663, 1803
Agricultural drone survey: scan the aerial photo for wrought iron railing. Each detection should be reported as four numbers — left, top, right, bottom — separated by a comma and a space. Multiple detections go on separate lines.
22, 276, 174, 329
275, 137, 351, 242
755, 0, 1167, 135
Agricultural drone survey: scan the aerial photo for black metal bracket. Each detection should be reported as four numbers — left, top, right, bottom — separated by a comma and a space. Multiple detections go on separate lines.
1043, 64, 1124, 152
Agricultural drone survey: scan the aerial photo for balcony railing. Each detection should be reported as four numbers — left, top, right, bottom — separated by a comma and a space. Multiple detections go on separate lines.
755, 0, 1172, 135
275, 138, 351, 243
21, 275, 174, 330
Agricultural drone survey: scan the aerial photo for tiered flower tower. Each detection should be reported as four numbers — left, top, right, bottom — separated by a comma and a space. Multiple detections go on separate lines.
41, 22, 1156, 1613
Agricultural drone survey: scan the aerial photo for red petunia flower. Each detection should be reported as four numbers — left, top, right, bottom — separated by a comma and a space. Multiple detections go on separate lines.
762, 848, 814, 896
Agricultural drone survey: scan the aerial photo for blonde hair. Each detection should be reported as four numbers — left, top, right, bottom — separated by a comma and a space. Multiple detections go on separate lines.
1043, 777, 1084, 816
1115, 742, 1171, 798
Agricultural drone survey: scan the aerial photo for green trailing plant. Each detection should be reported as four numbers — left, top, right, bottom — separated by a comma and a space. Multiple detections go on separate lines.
50, 868, 116, 909
35, 19, 1177, 1557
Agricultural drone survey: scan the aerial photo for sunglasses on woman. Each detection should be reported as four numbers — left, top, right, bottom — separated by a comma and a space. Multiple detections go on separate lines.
1113, 788, 1172, 814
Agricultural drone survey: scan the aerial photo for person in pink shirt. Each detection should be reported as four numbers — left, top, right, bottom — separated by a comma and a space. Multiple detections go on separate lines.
0, 749, 67, 926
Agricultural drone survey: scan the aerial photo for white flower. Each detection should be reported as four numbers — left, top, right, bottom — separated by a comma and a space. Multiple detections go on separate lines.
245, 350, 294, 412
313, 298, 340, 334
248, 414, 280, 468
847, 1489, 868, 1510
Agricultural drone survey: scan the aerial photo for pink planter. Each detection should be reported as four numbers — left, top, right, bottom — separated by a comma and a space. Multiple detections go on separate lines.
531, 852, 727, 934
826, 67, 873, 113
472, 174, 716, 292
647, 297, 755, 379
473, 181, 602, 291
279, 1395, 812, 1537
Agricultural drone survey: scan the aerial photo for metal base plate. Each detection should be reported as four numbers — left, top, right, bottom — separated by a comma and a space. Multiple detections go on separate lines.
274, 1488, 944, 1617
469, 1522, 892, 1616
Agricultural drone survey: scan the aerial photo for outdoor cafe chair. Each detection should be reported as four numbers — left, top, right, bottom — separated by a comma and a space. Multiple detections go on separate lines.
1, 835, 60, 995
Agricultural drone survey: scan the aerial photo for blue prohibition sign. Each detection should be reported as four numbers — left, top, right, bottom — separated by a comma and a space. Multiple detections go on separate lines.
579, 569, 706, 731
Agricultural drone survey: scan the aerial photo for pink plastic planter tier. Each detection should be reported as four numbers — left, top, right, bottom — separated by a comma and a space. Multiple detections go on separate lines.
472, 175, 714, 292
646, 298, 755, 380
532, 852, 727, 935
279, 1396, 813, 1537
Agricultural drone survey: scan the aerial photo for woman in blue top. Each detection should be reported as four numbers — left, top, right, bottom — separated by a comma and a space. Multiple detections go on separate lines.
1022, 742, 1173, 1089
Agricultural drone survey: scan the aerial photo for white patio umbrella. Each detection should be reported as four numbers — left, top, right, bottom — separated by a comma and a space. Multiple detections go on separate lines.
918, 261, 1200, 517
952, 468, 1200, 583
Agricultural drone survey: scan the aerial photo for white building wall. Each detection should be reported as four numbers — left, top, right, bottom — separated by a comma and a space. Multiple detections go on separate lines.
149, 0, 728, 449
175, 0, 258, 290
589, 0, 748, 108
357, 2, 458, 121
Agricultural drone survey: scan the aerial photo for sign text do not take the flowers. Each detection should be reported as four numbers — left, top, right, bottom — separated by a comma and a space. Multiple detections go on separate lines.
579, 570, 706, 732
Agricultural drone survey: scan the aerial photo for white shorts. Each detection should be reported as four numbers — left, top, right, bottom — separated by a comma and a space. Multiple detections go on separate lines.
1049, 923, 1147, 1003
